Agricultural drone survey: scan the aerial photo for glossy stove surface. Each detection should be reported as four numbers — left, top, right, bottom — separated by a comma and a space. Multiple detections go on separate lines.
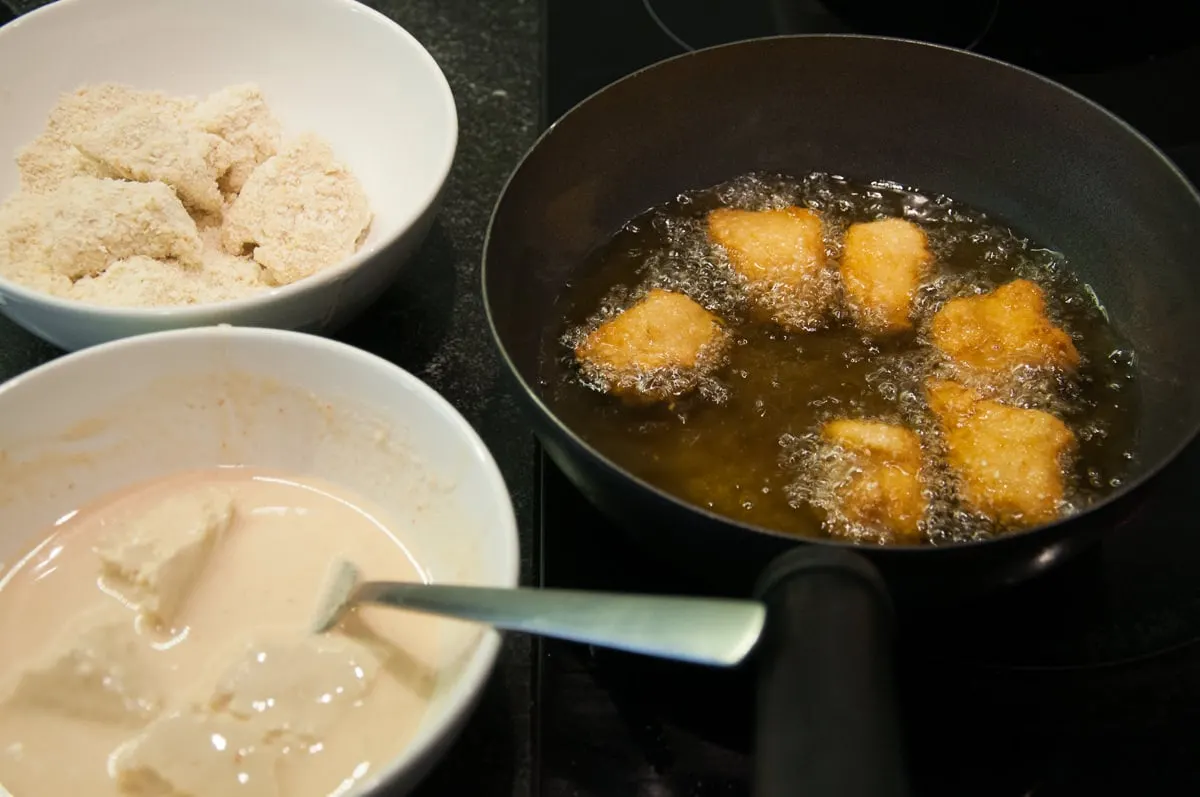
544, 0, 1200, 151
536, 3, 1200, 793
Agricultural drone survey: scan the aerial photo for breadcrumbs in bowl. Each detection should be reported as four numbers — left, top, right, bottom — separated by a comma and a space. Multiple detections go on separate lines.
0, 0, 458, 351
3, 83, 374, 305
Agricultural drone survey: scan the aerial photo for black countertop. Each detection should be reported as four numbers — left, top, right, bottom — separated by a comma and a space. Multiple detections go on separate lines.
0, 1, 542, 794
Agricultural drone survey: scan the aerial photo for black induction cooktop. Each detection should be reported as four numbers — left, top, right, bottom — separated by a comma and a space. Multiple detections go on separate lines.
533, 1, 1200, 794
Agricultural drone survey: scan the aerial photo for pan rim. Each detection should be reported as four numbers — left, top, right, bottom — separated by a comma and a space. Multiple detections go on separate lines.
482, 32, 1200, 555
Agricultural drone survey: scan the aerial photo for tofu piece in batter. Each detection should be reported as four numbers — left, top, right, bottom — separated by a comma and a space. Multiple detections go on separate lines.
113, 635, 381, 797
820, 419, 927, 542
0, 176, 203, 280
95, 487, 235, 631
210, 635, 381, 739
16, 84, 193, 195
574, 288, 731, 402
222, 133, 373, 285
71, 104, 233, 215
930, 279, 1081, 375
113, 711, 281, 797
707, 206, 835, 331
926, 379, 1077, 528
190, 84, 282, 195
2, 606, 160, 726
840, 218, 931, 336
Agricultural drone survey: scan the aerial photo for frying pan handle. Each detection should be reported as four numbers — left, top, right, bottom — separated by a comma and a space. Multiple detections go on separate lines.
753, 547, 909, 797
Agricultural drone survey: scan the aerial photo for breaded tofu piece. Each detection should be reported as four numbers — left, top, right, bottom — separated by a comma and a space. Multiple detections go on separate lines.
927, 379, 1077, 528
69, 251, 265, 308
69, 257, 200, 307
840, 218, 931, 335
71, 104, 233, 215
14, 134, 113, 196
113, 711, 282, 797
47, 84, 196, 130
95, 487, 235, 631
820, 419, 927, 542
707, 206, 835, 331
222, 133, 373, 285
0, 177, 203, 280
190, 83, 282, 195
574, 288, 730, 402
0, 260, 73, 297
16, 84, 193, 195
930, 279, 1081, 374
2, 606, 159, 726
0, 198, 70, 294
71, 228, 265, 307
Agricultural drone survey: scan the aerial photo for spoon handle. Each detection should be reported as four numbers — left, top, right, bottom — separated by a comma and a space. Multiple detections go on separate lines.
352, 582, 766, 667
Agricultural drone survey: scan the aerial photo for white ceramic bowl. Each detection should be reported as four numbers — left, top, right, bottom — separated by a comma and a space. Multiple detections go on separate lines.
0, 326, 519, 794
0, 0, 458, 352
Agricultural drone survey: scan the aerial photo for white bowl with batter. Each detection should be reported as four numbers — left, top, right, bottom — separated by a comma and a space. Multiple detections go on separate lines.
0, 326, 518, 795
0, 0, 457, 351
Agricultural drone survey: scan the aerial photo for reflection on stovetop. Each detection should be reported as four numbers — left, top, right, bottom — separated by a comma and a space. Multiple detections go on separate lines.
639, 0, 1198, 69
643, 0, 1001, 52
545, 0, 1200, 154
537, 439, 1200, 796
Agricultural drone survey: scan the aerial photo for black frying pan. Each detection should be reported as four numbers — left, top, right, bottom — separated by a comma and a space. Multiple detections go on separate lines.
482, 35, 1200, 797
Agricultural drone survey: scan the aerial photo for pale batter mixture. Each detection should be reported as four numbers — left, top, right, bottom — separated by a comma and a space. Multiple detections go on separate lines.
0, 468, 442, 797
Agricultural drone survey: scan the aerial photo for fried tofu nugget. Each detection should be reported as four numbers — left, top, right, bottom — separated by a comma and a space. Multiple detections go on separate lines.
841, 218, 931, 336
820, 419, 927, 542
71, 104, 233, 216
0, 177, 202, 281
930, 279, 1081, 374
190, 84, 282, 195
707, 206, 835, 331
222, 134, 372, 285
16, 84, 194, 195
575, 288, 730, 402
927, 379, 1076, 528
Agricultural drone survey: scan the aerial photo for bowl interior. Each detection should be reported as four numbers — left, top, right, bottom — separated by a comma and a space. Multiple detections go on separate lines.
0, 0, 457, 260
0, 327, 517, 789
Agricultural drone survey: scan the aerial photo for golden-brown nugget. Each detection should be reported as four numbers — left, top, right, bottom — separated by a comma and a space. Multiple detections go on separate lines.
926, 379, 1076, 528
930, 279, 1081, 374
707, 206, 834, 331
574, 288, 729, 402
820, 419, 927, 542
840, 218, 931, 336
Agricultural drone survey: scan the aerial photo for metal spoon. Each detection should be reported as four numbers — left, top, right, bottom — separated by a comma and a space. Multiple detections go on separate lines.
313, 560, 765, 667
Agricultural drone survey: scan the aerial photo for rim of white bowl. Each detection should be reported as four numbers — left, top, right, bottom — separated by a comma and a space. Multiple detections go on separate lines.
0, 0, 459, 320
0, 324, 520, 793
